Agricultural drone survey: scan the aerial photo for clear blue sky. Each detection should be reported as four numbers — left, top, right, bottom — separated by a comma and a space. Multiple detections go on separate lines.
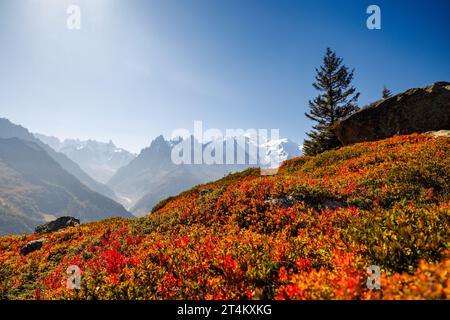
1, 0, 449, 153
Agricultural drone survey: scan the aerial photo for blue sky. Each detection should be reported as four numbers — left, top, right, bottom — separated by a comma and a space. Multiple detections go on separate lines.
0, 0, 449, 153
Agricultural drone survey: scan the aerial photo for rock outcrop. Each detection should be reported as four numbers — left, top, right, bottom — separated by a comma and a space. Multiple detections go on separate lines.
20, 238, 46, 255
335, 82, 450, 145
429, 130, 450, 138
35, 217, 80, 234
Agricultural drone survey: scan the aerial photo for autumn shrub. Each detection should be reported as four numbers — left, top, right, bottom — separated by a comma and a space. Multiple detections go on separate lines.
0, 134, 448, 300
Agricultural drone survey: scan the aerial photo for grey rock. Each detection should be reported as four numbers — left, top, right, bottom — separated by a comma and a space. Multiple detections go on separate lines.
428, 130, 450, 138
20, 238, 47, 255
335, 82, 450, 145
35, 216, 80, 234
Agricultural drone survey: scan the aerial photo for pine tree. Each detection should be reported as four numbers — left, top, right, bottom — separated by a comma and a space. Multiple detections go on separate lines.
303, 48, 360, 156
382, 85, 392, 99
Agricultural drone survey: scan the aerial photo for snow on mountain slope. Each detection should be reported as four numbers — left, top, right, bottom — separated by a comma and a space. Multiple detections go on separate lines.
109, 134, 302, 216
35, 134, 136, 184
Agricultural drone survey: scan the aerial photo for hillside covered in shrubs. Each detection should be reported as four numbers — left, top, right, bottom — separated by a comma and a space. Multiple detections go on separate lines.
0, 134, 449, 300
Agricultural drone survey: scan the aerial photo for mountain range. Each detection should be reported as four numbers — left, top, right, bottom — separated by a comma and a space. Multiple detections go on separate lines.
0, 137, 131, 235
0, 117, 302, 233
108, 135, 302, 216
35, 128, 303, 217
0, 119, 118, 201
34, 134, 136, 184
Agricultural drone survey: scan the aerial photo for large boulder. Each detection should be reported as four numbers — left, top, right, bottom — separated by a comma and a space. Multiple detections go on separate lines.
20, 238, 47, 255
35, 216, 80, 234
335, 82, 450, 145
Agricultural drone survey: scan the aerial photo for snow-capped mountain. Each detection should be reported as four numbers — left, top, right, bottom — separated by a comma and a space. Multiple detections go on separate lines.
108, 134, 302, 216
34, 134, 136, 184
258, 138, 303, 170
171, 134, 302, 166
35, 132, 302, 216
